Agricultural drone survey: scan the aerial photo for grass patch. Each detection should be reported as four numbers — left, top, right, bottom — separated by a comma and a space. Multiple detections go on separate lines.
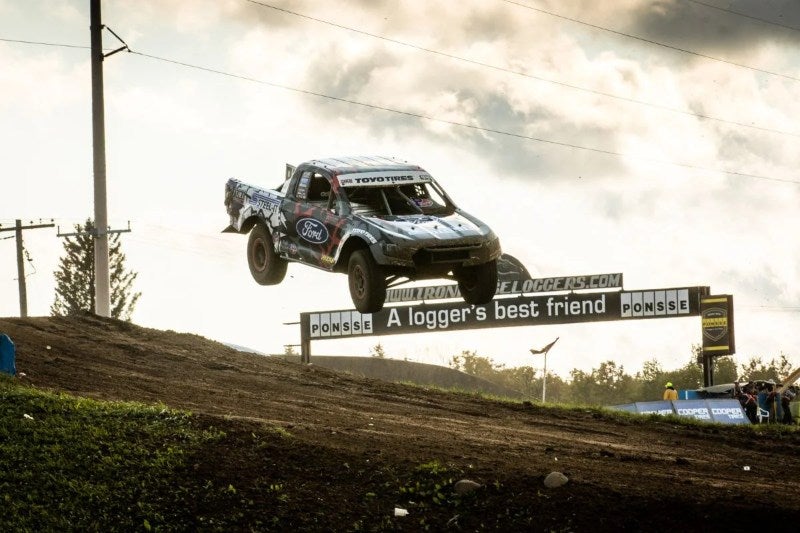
0, 376, 223, 531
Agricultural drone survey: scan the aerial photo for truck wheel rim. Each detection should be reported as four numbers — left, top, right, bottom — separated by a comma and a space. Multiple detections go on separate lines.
253, 239, 267, 272
352, 265, 366, 298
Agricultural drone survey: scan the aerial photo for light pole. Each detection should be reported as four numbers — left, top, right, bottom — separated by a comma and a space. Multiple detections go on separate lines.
530, 337, 559, 403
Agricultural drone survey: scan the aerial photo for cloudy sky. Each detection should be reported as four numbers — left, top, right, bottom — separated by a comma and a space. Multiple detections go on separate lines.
2, 0, 798, 379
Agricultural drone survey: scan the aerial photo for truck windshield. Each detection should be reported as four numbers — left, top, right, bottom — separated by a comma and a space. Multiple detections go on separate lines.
346, 182, 454, 217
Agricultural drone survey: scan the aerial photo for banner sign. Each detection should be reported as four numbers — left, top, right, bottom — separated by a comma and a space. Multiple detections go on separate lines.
385, 273, 624, 303
707, 400, 749, 425
701, 295, 735, 356
611, 400, 748, 425
303, 286, 709, 340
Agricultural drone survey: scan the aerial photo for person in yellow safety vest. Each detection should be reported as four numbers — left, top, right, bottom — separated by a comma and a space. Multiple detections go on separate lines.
663, 382, 678, 401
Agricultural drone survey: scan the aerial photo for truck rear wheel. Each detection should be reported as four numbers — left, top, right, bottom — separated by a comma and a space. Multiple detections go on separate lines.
348, 250, 386, 313
456, 260, 497, 305
247, 222, 287, 285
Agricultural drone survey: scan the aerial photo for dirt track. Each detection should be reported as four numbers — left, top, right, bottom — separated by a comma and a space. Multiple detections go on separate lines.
2, 314, 799, 529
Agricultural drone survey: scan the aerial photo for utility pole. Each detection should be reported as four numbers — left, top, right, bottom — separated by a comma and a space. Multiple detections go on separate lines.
89, 0, 127, 317
0, 219, 55, 317
90, 0, 111, 317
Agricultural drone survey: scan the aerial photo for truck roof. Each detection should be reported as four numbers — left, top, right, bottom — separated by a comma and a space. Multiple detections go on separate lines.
306, 156, 424, 175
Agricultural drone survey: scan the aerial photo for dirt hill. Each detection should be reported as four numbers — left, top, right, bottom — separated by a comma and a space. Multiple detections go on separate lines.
277, 354, 522, 398
2, 314, 799, 529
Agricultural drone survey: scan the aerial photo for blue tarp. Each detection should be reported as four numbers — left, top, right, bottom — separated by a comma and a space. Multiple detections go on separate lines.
0, 334, 15, 377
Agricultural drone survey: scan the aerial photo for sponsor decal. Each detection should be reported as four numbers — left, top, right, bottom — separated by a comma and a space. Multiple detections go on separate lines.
296, 218, 329, 244
676, 408, 712, 420
349, 228, 377, 244
636, 402, 675, 416
620, 289, 690, 317
321, 254, 336, 265
250, 192, 280, 211
673, 400, 712, 421
700, 295, 735, 355
338, 170, 433, 187
403, 216, 437, 225
309, 311, 373, 338
711, 407, 744, 419
385, 273, 624, 302
702, 307, 728, 341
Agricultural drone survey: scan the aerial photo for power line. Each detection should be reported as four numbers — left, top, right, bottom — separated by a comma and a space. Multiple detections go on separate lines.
5, 22, 800, 140
686, 0, 800, 33
129, 49, 799, 185
3, 35, 797, 183
242, 1, 800, 139
0, 37, 89, 49
502, 0, 800, 83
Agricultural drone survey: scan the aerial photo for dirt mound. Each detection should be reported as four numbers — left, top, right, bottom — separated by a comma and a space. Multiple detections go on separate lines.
2, 314, 799, 528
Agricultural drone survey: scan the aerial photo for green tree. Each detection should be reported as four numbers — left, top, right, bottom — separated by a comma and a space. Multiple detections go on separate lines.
635, 358, 667, 401
369, 343, 386, 358
739, 354, 793, 382
449, 350, 503, 379
713, 356, 739, 383
51, 219, 141, 320
283, 345, 297, 356
502, 365, 538, 398
569, 360, 637, 405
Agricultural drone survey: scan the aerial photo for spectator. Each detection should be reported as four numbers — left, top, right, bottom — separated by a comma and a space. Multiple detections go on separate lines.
765, 383, 780, 423
737, 382, 758, 424
781, 386, 797, 424
663, 382, 678, 401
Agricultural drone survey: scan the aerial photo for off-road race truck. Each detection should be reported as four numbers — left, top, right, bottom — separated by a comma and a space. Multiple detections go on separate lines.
223, 156, 501, 313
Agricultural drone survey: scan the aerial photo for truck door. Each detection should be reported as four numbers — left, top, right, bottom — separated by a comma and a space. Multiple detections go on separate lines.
281, 169, 346, 270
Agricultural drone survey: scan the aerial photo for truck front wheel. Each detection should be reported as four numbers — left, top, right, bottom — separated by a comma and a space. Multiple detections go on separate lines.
456, 260, 497, 305
348, 250, 386, 313
247, 222, 287, 285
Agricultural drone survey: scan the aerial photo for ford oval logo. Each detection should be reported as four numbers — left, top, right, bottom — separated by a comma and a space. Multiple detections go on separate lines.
296, 218, 329, 244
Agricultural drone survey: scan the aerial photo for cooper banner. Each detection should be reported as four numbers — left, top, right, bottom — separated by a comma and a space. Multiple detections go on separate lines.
303, 286, 710, 340
700, 295, 735, 356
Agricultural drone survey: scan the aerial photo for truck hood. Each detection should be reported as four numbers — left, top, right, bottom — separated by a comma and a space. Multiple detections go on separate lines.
361, 212, 491, 242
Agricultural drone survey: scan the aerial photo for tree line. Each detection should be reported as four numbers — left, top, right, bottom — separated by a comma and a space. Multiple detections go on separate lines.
448, 348, 794, 405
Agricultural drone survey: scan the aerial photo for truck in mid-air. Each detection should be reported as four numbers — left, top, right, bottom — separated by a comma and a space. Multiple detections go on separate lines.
223, 156, 501, 313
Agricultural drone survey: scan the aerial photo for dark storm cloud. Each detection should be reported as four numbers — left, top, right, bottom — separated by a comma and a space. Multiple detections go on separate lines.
626, 0, 800, 55
299, 37, 629, 182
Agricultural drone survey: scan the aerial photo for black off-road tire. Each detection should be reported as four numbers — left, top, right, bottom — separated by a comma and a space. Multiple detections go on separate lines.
348, 250, 386, 313
247, 222, 287, 285
456, 259, 498, 305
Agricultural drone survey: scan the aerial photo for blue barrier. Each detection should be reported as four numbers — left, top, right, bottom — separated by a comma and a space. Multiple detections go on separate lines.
609, 403, 637, 413
610, 399, 748, 425
635, 400, 675, 416
673, 400, 712, 421
707, 400, 750, 425
0, 334, 15, 377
